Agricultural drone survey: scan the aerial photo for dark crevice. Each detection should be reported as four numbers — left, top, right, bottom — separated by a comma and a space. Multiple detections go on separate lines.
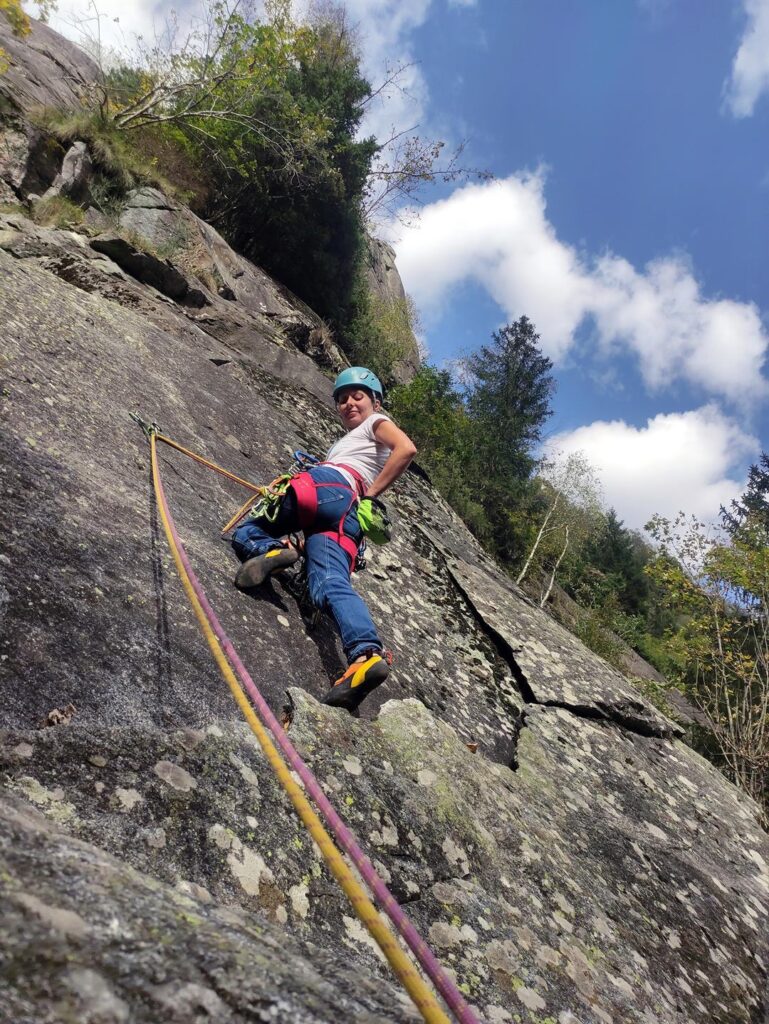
581, 700, 675, 738
434, 544, 535, 703
540, 699, 607, 722
396, 892, 423, 907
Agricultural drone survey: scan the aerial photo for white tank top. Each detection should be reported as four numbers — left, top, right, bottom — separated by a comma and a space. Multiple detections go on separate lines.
325, 413, 391, 489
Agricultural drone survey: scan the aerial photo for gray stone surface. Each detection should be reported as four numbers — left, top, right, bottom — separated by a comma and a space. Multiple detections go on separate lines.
0, 12, 101, 114
0, 123, 33, 200
365, 234, 421, 384
0, 792, 418, 1024
436, 542, 676, 737
1, 689, 767, 1024
0, 122, 65, 202
90, 232, 206, 304
118, 187, 181, 248
0, 209, 343, 381
41, 138, 92, 202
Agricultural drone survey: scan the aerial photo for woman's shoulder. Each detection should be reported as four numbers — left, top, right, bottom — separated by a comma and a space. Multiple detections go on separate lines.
365, 412, 391, 435
368, 411, 391, 427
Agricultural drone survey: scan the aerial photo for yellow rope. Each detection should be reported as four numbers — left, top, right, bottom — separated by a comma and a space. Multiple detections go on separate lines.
156, 432, 262, 492
150, 435, 452, 1024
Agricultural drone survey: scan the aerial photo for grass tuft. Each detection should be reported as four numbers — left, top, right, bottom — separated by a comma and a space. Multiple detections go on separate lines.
29, 109, 207, 207
31, 194, 84, 228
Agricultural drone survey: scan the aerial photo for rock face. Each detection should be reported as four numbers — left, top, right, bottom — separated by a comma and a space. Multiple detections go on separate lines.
0, 13, 101, 115
366, 234, 421, 384
40, 138, 92, 202
1, 792, 417, 1024
1, 16, 768, 1024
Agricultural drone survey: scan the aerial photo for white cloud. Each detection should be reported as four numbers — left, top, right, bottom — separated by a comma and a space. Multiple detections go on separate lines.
549, 406, 757, 529
724, 0, 769, 117
385, 172, 769, 404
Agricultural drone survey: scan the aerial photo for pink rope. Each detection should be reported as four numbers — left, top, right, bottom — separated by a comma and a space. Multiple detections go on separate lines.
153, 448, 482, 1024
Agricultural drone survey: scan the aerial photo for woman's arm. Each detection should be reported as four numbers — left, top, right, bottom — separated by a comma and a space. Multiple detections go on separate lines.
365, 418, 418, 498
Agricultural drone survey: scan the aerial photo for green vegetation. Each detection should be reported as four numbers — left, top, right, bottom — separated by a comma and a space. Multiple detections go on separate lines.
390, 317, 555, 552
30, 194, 84, 228
31, 109, 196, 204
644, 465, 769, 823
0, 0, 30, 75
0, 0, 29, 38
30, 1, 483, 375
347, 293, 420, 384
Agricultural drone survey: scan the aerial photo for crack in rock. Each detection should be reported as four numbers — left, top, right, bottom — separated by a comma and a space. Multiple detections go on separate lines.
419, 525, 677, 746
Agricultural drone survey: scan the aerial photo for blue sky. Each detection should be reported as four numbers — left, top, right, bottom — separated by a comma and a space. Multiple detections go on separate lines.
362, 0, 769, 529
44, 0, 769, 529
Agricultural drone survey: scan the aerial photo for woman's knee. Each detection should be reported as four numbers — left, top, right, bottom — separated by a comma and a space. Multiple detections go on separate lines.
308, 567, 353, 608
306, 541, 353, 607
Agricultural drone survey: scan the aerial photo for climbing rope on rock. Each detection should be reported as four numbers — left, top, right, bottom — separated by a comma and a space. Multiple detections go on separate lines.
135, 416, 482, 1024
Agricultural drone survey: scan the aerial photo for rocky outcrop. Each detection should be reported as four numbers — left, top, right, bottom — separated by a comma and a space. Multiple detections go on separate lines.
3, 687, 767, 1024
1, 792, 417, 1024
39, 138, 92, 202
1, 15, 768, 1024
366, 234, 421, 384
0, 13, 101, 116
2, 230, 768, 1024
0, 11, 346, 374
0, 13, 100, 204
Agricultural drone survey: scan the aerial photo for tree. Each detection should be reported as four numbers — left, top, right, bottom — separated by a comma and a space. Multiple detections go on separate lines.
722, 452, 769, 537
388, 365, 490, 537
0, 0, 28, 35
0, 1, 30, 74
363, 132, 491, 224
516, 451, 605, 607
458, 317, 555, 562
208, 2, 378, 335
645, 511, 769, 823
581, 509, 650, 616
464, 316, 555, 482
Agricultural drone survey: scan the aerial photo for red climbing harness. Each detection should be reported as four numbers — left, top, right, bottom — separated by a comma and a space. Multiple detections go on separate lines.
288, 462, 366, 568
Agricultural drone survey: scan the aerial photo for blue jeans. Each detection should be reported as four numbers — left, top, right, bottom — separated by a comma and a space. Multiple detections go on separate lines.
231, 466, 382, 663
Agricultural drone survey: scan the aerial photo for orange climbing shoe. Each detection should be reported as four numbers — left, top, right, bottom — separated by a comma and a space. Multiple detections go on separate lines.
321, 652, 391, 712
235, 545, 298, 590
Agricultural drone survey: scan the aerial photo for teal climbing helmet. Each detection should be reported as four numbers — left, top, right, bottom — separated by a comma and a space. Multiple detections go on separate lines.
333, 367, 383, 403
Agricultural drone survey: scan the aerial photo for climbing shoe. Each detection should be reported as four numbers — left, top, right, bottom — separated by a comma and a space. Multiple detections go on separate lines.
321, 652, 391, 712
235, 545, 298, 590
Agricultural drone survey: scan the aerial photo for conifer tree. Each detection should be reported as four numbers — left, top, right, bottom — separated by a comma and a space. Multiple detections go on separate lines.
464, 316, 555, 482
721, 452, 769, 536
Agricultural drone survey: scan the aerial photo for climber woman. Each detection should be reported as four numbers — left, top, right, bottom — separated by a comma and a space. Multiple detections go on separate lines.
230, 367, 417, 712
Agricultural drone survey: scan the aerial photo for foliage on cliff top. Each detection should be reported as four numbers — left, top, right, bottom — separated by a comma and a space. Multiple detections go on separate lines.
0, 1, 29, 37
645, 465, 769, 823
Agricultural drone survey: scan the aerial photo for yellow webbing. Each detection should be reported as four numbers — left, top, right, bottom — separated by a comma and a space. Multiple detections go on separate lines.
150, 435, 452, 1024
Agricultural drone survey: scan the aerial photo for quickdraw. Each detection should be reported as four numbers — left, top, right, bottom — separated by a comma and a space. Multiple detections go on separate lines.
221, 450, 321, 535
